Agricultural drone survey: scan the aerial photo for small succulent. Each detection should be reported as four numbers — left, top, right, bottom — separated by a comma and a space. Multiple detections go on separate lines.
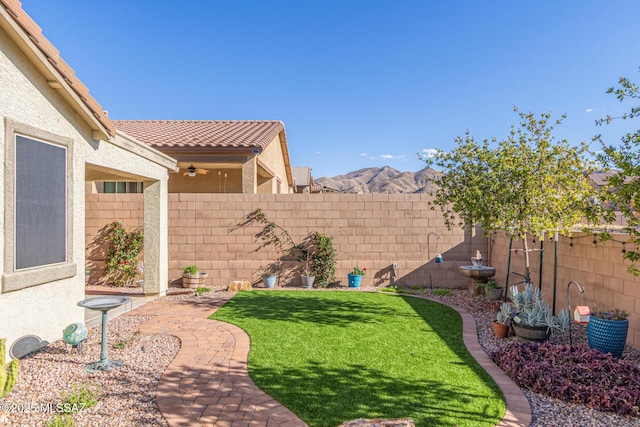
592, 308, 630, 321
496, 302, 514, 325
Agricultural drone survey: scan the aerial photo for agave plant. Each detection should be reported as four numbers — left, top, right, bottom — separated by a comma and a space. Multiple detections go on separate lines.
508, 282, 569, 336
496, 302, 514, 325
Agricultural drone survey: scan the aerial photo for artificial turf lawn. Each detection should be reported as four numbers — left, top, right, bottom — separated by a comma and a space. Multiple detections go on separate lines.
210, 291, 505, 427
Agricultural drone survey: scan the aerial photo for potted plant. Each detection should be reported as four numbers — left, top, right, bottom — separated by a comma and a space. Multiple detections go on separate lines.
478, 279, 503, 301
493, 302, 513, 338
509, 283, 569, 342
587, 308, 630, 357
299, 250, 315, 288
308, 231, 337, 288
259, 263, 278, 288
182, 265, 208, 289
348, 266, 366, 288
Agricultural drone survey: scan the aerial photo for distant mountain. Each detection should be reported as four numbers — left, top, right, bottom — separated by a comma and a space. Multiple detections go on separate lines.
315, 166, 442, 194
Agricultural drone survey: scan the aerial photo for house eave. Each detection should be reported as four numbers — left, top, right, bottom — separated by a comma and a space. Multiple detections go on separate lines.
0, 3, 113, 140
114, 130, 178, 172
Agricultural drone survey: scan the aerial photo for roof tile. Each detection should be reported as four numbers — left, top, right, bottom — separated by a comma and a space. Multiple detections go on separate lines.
0, 0, 115, 136
112, 120, 284, 151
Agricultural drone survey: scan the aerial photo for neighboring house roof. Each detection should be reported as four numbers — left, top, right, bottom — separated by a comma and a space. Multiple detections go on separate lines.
113, 120, 294, 188
112, 120, 284, 151
0, 0, 114, 137
317, 184, 342, 193
589, 171, 630, 189
292, 166, 311, 187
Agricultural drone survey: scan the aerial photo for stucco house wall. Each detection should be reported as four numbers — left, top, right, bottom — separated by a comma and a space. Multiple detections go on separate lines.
256, 133, 289, 194
0, 21, 89, 357
167, 167, 243, 193
0, 5, 175, 360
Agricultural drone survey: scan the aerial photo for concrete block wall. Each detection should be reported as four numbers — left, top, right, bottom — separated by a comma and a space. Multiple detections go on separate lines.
490, 232, 640, 347
85, 193, 144, 285
86, 193, 487, 290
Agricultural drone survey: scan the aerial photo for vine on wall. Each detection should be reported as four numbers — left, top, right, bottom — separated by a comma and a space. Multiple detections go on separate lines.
101, 221, 143, 287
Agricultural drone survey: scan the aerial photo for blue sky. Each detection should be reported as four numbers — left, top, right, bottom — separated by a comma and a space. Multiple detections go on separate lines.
20, 1, 640, 178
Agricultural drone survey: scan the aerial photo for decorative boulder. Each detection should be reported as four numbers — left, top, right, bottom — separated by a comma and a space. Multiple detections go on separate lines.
228, 280, 252, 291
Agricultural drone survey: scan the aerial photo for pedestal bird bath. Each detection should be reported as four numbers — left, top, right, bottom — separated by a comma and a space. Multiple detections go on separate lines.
77, 296, 131, 373
458, 266, 496, 294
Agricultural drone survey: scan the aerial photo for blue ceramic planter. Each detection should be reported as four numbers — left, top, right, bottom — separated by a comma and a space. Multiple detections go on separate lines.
348, 273, 362, 288
262, 275, 277, 288
587, 316, 628, 357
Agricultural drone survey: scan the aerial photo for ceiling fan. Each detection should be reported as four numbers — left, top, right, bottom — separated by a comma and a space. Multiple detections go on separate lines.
183, 164, 208, 177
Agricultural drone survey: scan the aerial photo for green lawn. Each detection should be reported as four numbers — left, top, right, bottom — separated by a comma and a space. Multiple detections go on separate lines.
210, 291, 505, 427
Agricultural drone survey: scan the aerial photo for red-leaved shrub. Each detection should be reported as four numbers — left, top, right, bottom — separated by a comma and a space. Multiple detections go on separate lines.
492, 342, 640, 416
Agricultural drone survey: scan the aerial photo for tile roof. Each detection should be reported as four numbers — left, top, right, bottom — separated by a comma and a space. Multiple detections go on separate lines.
112, 120, 285, 151
589, 171, 617, 187
0, 0, 114, 136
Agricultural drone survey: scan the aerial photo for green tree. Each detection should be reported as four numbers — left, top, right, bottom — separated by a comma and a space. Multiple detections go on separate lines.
594, 70, 640, 275
425, 107, 597, 282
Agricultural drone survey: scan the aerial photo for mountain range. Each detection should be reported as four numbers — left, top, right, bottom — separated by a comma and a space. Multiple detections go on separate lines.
315, 166, 442, 194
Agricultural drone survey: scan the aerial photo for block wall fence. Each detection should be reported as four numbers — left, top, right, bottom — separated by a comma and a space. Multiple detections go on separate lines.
85, 193, 640, 346
490, 232, 640, 347
85, 193, 486, 290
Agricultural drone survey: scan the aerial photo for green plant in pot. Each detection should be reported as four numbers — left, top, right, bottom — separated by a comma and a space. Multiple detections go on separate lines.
475, 279, 503, 300
493, 302, 513, 338
509, 282, 569, 342
587, 308, 630, 357
182, 265, 207, 289
299, 249, 315, 288
258, 263, 279, 288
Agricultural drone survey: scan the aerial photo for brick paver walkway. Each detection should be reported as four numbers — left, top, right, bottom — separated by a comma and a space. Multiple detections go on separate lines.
133, 294, 308, 427
130, 292, 530, 427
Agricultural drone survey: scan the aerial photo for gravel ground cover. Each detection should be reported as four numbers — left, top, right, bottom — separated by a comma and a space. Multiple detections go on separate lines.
425, 289, 640, 427
3, 286, 640, 427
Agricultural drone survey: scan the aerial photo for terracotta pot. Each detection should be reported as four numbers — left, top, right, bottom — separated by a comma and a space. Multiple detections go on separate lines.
492, 321, 509, 338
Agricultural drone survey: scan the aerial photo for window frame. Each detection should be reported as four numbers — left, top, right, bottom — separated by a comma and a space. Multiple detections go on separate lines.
101, 181, 143, 193
3, 119, 76, 293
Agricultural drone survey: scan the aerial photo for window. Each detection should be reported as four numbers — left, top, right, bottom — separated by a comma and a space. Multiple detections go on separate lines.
15, 135, 67, 269
102, 181, 143, 193
3, 120, 76, 293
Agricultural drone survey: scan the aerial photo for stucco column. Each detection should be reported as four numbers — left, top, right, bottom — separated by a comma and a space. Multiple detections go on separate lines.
242, 156, 257, 194
143, 179, 168, 296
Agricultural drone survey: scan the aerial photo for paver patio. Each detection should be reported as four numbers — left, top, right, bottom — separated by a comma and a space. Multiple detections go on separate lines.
128, 291, 531, 427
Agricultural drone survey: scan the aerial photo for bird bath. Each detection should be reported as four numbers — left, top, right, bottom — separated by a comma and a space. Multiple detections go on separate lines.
77, 296, 131, 373
458, 266, 496, 294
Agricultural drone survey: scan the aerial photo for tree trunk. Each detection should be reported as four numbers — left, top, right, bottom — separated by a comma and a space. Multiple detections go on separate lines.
523, 235, 531, 283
